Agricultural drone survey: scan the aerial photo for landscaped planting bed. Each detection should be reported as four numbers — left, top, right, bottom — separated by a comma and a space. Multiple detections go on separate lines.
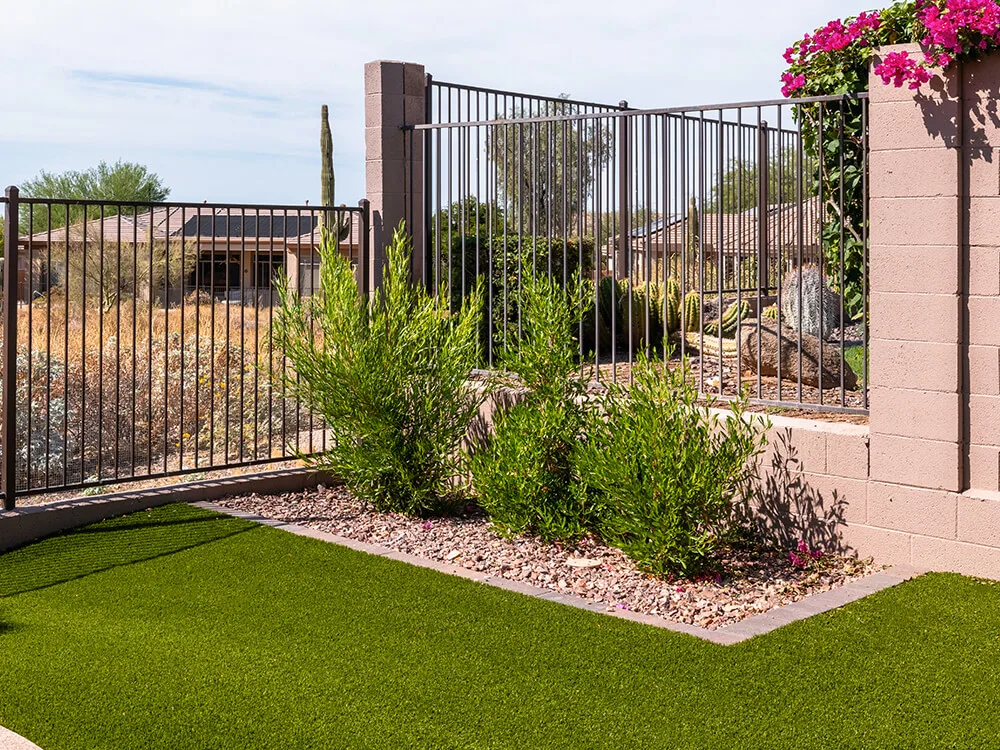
218, 485, 881, 630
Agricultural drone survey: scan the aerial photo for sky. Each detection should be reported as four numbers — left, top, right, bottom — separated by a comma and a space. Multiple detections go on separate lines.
1, 0, 875, 207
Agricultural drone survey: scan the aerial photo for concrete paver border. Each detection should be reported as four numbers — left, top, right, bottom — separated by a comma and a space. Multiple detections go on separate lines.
0, 725, 43, 750
197, 501, 926, 645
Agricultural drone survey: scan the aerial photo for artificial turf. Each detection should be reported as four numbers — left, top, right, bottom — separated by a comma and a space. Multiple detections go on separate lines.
1, 504, 998, 749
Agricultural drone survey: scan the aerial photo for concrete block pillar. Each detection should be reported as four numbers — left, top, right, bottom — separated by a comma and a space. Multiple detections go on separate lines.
868, 44, 963, 492
869, 44, 1000, 496
364, 60, 426, 288
961, 53, 1000, 492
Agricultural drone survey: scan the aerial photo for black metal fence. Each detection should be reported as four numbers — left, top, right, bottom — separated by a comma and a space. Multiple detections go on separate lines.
411, 83, 869, 416
0, 189, 370, 508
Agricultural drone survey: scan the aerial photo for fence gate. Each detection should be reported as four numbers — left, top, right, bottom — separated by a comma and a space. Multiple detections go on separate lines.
0, 188, 370, 509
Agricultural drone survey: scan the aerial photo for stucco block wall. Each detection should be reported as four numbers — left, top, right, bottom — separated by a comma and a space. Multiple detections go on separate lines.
754, 416, 1000, 578
868, 45, 962, 495
747, 44, 1000, 580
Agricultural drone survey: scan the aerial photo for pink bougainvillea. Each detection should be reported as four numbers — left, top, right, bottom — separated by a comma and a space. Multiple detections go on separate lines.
870, 0, 1000, 88
783, 0, 1000, 96
872, 50, 934, 88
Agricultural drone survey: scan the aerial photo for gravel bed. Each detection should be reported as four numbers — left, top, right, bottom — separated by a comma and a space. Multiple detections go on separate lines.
218, 485, 882, 631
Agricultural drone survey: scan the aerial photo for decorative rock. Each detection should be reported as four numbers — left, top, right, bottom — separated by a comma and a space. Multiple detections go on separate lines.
566, 557, 602, 568
739, 322, 858, 391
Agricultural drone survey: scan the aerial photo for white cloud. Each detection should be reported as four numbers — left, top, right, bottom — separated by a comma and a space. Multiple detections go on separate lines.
1, 0, 876, 204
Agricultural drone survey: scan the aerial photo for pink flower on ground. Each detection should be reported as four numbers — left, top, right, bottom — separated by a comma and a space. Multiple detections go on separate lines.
422, 520, 433, 530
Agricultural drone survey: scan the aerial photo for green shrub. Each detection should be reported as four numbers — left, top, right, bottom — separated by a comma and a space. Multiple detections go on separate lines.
578, 355, 768, 576
272, 222, 486, 516
468, 273, 598, 541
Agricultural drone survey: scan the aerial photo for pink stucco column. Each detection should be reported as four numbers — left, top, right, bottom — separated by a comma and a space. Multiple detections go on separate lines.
866, 44, 1000, 574
868, 44, 963, 497
364, 60, 426, 287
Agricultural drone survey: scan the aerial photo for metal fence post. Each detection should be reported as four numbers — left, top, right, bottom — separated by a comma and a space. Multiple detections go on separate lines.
757, 121, 770, 292
616, 101, 631, 280
423, 73, 434, 292
2, 186, 18, 509
358, 198, 371, 297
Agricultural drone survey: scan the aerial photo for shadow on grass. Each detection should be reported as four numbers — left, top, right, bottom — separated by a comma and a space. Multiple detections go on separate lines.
0, 504, 256, 598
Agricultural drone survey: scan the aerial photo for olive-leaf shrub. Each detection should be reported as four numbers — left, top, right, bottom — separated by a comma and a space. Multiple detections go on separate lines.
578, 355, 768, 577
468, 272, 599, 541
272, 222, 485, 516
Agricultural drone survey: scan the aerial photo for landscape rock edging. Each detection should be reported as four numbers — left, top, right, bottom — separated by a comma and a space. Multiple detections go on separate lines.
196, 500, 924, 646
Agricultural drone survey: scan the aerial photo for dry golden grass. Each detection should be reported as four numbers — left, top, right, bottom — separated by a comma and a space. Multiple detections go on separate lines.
5, 293, 276, 360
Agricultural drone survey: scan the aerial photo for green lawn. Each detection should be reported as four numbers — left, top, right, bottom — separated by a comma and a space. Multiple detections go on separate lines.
1, 504, 999, 749
845, 343, 868, 384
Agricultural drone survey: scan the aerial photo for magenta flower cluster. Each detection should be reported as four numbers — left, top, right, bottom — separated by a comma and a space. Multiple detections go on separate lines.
789, 539, 823, 568
782, 0, 1000, 97
872, 50, 934, 88
872, 0, 1000, 89
781, 11, 882, 95
783, 11, 882, 64
920, 0, 1000, 53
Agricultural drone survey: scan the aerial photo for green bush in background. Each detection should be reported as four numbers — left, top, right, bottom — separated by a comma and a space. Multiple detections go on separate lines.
443, 233, 594, 359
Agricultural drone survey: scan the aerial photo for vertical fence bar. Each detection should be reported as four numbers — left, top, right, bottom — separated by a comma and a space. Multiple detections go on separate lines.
2, 187, 19, 509
757, 120, 770, 293
359, 199, 371, 297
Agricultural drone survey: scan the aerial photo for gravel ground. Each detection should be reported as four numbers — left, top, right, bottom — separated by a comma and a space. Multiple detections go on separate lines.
218, 485, 882, 631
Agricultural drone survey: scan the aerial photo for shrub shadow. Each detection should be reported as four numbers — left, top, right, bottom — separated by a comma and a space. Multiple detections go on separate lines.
738, 427, 850, 553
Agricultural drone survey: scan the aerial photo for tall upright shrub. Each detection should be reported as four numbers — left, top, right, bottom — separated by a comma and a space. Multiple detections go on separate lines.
468, 273, 598, 541
272, 222, 485, 515
578, 355, 768, 576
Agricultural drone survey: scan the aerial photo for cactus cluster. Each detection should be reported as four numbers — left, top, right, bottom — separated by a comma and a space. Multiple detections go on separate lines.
762, 304, 778, 320
663, 277, 681, 334
705, 299, 751, 338
583, 276, 755, 352
780, 264, 841, 340
683, 291, 701, 333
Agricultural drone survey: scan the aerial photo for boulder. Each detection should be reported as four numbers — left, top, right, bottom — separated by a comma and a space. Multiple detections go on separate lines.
739, 322, 858, 391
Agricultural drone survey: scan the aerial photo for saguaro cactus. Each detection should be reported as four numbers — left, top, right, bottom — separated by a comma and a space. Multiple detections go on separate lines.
320, 104, 350, 241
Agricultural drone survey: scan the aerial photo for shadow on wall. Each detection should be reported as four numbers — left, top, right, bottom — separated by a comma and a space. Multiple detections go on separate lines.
739, 427, 850, 554
913, 63, 1000, 161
